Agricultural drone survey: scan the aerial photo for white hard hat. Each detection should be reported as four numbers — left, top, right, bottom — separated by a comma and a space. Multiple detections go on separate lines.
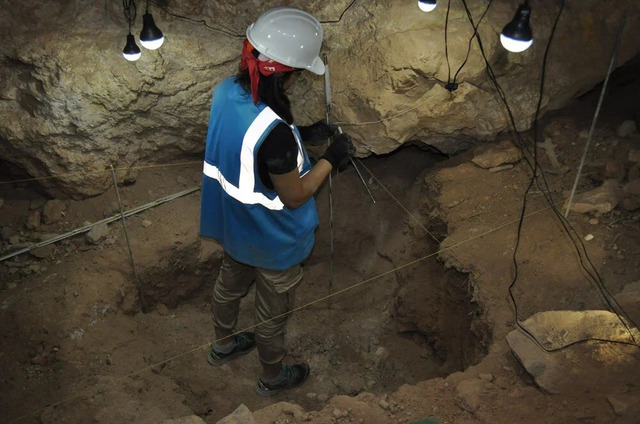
246, 7, 325, 75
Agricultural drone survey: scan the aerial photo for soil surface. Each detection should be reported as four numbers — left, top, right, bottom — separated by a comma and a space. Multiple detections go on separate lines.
1, 65, 640, 424
0, 145, 489, 424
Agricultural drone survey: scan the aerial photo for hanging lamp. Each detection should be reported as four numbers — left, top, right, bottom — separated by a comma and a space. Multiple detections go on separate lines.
122, 0, 141, 61
418, 0, 437, 12
139, 1, 164, 50
123, 33, 142, 61
500, 1, 533, 52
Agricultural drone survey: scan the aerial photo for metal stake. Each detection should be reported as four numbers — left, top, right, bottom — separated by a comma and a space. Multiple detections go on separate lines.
324, 54, 335, 308
110, 165, 147, 313
564, 13, 627, 217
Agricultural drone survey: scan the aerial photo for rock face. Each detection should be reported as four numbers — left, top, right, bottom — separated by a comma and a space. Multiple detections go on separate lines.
1, 1, 639, 197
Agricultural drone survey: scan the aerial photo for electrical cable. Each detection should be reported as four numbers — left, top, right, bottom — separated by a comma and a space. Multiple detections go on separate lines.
6, 6, 639, 420
3, 199, 563, 424
468, 0, 638, 349
122, 0, 137, 32
145, 0, 358, 39
459, 0, 639, 351
444, 0, 493, 92
320, 0, 358, 24
3, 0, 636, 353
1, 3, 360, 186
335, 0, 493, 127
148, 0, 244, 38
444, 0, 454, 89
3, 171, 633, 424
451, 0, 492, 86
523, 10, 638, 343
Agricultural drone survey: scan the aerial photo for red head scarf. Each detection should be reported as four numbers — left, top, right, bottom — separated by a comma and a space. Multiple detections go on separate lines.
240, 39, 297, 104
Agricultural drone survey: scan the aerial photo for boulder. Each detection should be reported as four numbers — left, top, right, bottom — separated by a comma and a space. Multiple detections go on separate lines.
506, 310, 640, 394
25, 210, 41, 230
614, 281, 640, 326
623, 179, 640, 196
42, 199, 66, 224
602, 159, 625, 181
1, 1, 639, 197
1, 226, 14, 240
455, 379, 483, 413
30, 245, 56, 259
569, 179, 622, 214
617, 120, 637, 138
216, 404, 255, 424
472, 139, 522, 169
86, 222, 110, 244
621, 180, 640, 211
621, 196, 640, 211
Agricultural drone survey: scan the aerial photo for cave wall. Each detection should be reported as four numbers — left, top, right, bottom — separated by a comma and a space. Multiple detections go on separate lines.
0, 0, 639, 197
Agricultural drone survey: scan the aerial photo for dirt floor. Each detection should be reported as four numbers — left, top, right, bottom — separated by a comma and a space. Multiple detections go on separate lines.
1, 65, 640, 423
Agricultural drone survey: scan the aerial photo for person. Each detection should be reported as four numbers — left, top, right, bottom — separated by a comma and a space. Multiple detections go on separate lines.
199, 7, 355, 397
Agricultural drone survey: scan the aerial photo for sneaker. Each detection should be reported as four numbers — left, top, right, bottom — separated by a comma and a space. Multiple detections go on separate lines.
255, 363, 310, 397
207, 332, 256, 366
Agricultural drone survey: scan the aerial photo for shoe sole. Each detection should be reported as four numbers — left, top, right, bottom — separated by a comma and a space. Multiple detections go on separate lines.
254, 366, 310, 397
206, 344, 256, 366
255, 385, 282, 397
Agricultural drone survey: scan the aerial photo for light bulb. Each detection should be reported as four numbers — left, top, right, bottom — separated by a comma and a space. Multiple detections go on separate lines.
500, 34, 533, 53
500, 3, 533, 53
418, 0, 437, 12
140, 37, 164, 50
123, 34, 141, 61
139, 13, 164, 50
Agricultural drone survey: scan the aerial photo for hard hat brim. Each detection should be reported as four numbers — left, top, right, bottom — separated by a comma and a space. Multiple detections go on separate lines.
307, 56, 325, 75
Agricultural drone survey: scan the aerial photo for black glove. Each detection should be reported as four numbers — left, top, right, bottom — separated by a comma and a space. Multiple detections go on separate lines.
299, 121, 339, 145
321, 133, 355, 169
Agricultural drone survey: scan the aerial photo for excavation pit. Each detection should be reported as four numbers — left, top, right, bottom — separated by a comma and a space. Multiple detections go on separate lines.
0, 146, 490, 423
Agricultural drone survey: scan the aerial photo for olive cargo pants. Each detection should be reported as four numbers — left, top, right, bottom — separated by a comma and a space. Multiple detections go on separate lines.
211, 253, 303, 365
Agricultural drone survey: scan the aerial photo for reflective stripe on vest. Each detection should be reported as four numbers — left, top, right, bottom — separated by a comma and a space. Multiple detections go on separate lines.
202, 107, 306, 211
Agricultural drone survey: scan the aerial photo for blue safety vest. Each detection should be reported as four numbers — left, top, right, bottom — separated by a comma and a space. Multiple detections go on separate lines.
200, 77, 319, 270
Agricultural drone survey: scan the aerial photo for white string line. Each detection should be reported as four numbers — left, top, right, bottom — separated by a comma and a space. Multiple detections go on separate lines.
336, 97, 433, 127
4, 200, 554, 424
0, 160, 203, 186
1, 97, 433, 187
357, 160, 534, 309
